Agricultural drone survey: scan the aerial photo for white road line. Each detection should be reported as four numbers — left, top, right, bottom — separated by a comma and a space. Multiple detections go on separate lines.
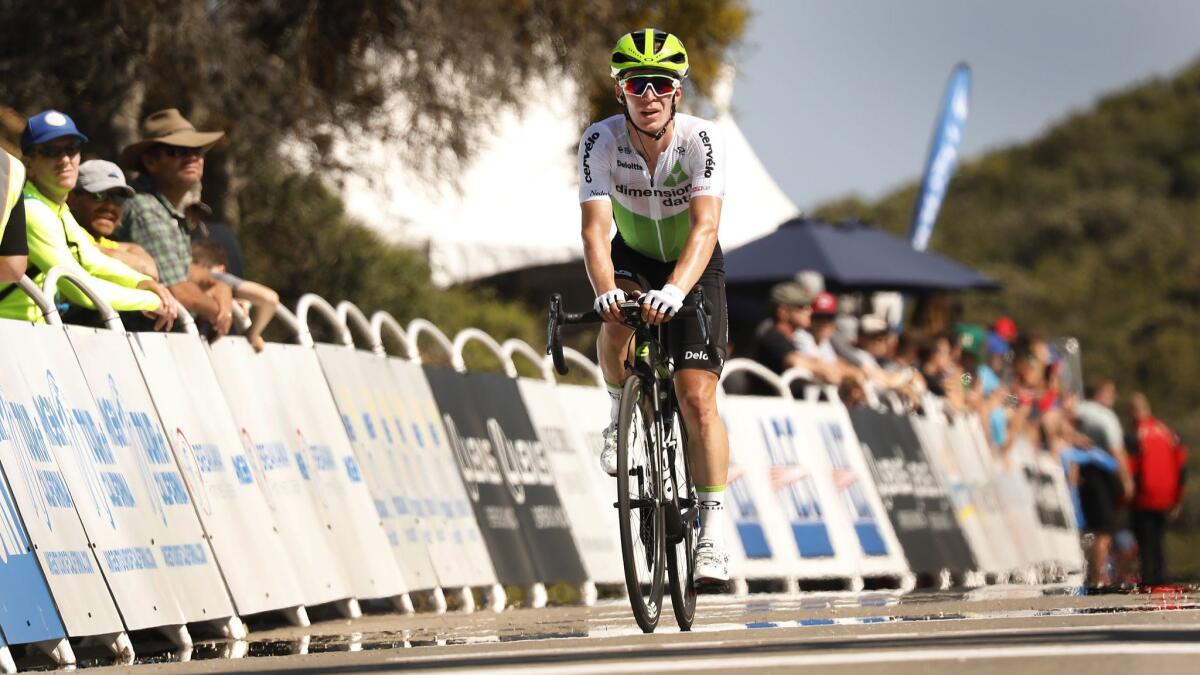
418, 642, 1200, 674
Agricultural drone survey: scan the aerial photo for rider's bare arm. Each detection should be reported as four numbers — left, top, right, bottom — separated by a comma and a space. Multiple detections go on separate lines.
581, 200, 626, 323
665, 195, 722, 296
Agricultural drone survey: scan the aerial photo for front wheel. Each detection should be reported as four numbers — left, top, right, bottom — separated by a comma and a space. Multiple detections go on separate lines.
616, 376, 665, 633
665, 406, 697, 630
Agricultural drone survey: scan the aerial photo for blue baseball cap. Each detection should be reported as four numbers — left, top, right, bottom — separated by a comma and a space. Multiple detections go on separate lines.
21, 110, 89, 152
985, 332, 1009, 356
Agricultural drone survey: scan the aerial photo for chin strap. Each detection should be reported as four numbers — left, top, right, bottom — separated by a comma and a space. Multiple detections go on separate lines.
622, 97, 677, 141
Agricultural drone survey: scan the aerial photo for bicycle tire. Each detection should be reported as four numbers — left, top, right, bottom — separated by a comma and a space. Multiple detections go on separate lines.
665, 405, 698, 631
616, 375, 665, 633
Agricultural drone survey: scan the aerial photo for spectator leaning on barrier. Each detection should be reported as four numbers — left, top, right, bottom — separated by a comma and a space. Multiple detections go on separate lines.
191, 240, 278, 353
1126, 392, 1188, 585
119, 108, 232, 339
67, 160, 159, 280
753, 282, 842, 386
0, 149, 29, 283
0, 111, 175, 328
795, 292, 866, 387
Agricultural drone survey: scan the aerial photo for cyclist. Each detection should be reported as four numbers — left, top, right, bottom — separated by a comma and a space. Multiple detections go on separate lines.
577, 28, 730, 584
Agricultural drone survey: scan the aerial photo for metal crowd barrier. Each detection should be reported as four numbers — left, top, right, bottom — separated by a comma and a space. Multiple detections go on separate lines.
0, 272, 1084, 671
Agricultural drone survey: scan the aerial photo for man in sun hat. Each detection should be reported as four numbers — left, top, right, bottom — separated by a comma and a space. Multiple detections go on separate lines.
119, 108, 232, 339
0, 110, 176, 328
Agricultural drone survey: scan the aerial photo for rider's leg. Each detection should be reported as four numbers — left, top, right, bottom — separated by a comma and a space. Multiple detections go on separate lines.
596, 280, 643, 475
674, 369, 729, 542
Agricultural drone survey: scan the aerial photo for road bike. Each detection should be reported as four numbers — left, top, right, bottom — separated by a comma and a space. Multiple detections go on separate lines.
547, 287, 718, 633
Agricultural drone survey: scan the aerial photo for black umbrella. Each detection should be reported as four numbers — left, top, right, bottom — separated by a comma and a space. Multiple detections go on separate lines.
725, 217, 1000, 293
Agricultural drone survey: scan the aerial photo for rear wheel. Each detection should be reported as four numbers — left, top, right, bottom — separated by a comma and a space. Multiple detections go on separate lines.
616, 376, 665, 633
665, 406, 697, 630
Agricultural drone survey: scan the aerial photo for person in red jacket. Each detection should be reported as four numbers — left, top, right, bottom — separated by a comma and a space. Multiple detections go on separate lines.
1127, 392, 1188, 585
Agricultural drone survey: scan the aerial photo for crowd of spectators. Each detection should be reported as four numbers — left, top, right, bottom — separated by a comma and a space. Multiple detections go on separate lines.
0, 107, 278, 347
749, 275, 1189, 588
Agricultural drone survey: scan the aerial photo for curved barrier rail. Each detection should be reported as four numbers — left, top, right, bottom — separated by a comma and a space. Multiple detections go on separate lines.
0, 265, 1084, 670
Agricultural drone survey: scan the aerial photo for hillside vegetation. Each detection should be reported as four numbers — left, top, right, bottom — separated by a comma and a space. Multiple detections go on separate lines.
816, 59, 1200, 450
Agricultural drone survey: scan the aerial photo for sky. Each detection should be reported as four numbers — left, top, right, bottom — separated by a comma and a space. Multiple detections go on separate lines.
733, 0, 1200, 211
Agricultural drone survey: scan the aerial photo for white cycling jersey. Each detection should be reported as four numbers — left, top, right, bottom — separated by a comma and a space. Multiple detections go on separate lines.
578, 113, 726, 263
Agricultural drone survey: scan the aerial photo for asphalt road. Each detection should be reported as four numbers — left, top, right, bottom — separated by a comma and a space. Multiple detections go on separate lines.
16, 585, 1200, 674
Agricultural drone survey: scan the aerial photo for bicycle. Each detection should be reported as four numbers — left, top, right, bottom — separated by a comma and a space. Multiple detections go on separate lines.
547, 287, 718, 633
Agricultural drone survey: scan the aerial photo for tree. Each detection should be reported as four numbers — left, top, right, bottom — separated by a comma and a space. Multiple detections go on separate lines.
0, 0, 749, 347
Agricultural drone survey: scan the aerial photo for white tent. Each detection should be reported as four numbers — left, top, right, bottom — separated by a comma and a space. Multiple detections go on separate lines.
337, 72, 798, 286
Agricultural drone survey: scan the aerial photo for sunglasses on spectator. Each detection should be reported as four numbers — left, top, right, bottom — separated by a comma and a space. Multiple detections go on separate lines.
620, 75, 681, 98
156, 145, 207, 159
75, 189, 129, 207
32, 142, 82, 158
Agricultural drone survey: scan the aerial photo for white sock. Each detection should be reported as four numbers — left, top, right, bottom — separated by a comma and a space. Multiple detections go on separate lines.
697, 486, 726, 544
607, 384, 622, 424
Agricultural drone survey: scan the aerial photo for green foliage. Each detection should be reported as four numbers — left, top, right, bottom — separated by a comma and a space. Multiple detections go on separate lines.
815, 58, 1200, 513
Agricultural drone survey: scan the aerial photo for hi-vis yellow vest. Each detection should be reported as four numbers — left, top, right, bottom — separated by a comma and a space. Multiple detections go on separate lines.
0, 150, 24, 243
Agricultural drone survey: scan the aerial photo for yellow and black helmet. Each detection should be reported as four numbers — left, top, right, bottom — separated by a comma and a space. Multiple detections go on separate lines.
610, 29, 689, 79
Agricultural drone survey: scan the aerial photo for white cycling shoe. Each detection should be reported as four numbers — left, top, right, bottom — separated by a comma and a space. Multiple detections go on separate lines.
694, 538, 730, 584
599, 422, 619, 476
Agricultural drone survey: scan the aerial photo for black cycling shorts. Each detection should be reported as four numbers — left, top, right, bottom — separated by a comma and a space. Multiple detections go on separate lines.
609, 233, 728, 376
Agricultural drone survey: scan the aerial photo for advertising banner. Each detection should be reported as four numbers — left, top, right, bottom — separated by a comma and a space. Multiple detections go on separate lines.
261, 344, 407, 601
0, 448, 65, 645
208, 337, 352, 606
908, 62, 972, 251
7, 322, 188, 630
849, 407, 976, 577
388, 360, 495, 589
942, 413, 1023, 574
799, 401, 912, 581
64, 325, 236, 624
516, 378, 623, 585
134, 333, 306, 616
720, 395, 861, 584
425, 367, 586, 585
313, 344, 439, 591
0, 322, 123, 638
909, 411, 1001, 576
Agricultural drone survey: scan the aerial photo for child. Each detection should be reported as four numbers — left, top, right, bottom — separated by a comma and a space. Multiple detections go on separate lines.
191, 240, 278, 352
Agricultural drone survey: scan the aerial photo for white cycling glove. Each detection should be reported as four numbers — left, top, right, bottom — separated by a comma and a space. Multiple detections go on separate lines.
594, 288, 627, 314
641, 284, 685, 317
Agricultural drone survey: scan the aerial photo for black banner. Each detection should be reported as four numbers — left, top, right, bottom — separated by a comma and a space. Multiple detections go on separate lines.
848, 408, 977, 577
1024, 466, 1070, 529
424, 367, 587, 585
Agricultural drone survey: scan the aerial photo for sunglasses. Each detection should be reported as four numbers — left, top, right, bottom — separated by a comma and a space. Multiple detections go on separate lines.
620, 75, 681, 98
32, 142, 82, 159
157, 145, 206, 159
76, 189, 129, 207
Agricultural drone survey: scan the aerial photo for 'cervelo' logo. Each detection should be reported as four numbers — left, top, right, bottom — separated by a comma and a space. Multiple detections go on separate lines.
442, 414, 553, 505
581, 132, 601, 183
699, 130, 715, 178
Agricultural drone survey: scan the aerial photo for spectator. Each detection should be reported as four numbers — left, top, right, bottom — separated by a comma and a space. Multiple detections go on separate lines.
752, 281, 841, 383
191, 240, 278, 352
1073, 377, 1133, 587
1127, 392, 1188, 585
118, 108, 232, 339
794, 292, 864, 386
1076, 378, 1134, 498
977, 333, 1012, 450
1, 149, 28, 283
846, 315, 919, 405
67, 160, 159, 279
919, 332, 966, 410
886, 332, 928, 398
0, 110, 175, 328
